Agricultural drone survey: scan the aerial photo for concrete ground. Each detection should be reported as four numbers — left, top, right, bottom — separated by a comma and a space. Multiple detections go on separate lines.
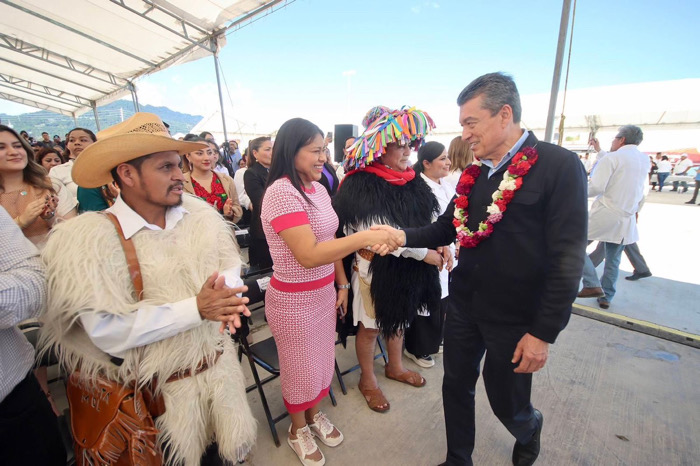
241, 314, 700, 466
47, 189, 699, 465
240, 190, 700, 466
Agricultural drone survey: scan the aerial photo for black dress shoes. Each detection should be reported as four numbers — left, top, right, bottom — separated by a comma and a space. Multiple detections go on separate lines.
512, 409, 543, 466
625, 271, 652, 281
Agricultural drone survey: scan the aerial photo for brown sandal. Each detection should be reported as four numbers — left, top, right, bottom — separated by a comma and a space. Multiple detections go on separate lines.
385, 368, 426, 387
358, 385, 390, 413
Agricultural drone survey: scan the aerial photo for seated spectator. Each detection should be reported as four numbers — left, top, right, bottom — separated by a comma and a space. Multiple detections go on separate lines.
35, 147, 65, 173
183, 135, 243, 223
50, 127, 96, 201
0, 206, 66, 466
0, 125, 77, 248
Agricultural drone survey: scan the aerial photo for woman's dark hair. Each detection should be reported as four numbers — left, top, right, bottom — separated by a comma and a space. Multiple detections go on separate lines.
266, 118, 323, 205
413, 141, 446, 174
248, 136, 272, 166
0, 125, 54, 193
661, 155, 668, 161
36, 146, 65, 165
180, 134, 208, 172
199, 131, 213, 140
65, 127, 97, 159
207, 140, 222, 166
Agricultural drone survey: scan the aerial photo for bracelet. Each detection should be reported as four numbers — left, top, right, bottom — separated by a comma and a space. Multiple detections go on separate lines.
337, 283, 351, 289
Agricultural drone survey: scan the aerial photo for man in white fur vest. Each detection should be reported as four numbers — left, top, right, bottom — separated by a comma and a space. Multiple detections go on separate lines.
39, 113, 257, 465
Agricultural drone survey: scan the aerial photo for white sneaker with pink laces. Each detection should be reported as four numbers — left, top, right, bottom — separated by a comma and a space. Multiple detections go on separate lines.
287, 424, 325, 466
308, 411, 344, 447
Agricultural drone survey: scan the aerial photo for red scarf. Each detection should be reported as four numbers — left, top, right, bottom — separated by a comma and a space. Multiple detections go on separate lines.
344, 163, 416, 186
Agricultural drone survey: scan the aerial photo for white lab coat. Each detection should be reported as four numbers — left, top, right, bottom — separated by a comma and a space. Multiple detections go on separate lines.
587, 144, 650, 244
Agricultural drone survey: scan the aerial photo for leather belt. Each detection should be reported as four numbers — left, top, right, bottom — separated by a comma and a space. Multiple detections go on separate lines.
356, 249, 376, 262
164, 351, 223, 384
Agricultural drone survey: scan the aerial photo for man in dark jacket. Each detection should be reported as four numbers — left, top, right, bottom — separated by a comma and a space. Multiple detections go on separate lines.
377, 73, 588, 466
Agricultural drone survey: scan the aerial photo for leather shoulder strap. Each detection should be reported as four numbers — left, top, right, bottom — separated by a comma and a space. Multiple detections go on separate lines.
105, 212, 144, 300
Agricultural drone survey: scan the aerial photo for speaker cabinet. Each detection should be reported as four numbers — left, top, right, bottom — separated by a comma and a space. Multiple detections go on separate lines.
333, 124, 359, 163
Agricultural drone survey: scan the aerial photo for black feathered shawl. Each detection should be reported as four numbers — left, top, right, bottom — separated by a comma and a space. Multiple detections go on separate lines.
333, 170, 441, 337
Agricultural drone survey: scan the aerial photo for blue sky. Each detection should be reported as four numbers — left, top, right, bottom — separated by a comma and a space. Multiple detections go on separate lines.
2, 0, 698, 134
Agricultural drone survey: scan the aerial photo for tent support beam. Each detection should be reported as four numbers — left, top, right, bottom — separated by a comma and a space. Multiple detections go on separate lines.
129, 82, 140, 112
0, 33, 128, 87
544, 0, 572, 144
1, 0, 156, 67
212, 38, 228, 144
92, 101, 101, 131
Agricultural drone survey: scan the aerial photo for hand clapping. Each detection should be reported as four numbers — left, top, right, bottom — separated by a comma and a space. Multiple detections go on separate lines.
196, 272, 251, 334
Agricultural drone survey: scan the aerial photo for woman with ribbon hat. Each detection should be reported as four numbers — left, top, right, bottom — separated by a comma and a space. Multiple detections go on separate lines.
333, 106, 447, 413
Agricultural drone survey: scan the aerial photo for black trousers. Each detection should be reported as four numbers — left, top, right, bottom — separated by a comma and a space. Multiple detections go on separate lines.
0, 371, 66, 466
405, 298, 447, 356
442, 306, 539, 466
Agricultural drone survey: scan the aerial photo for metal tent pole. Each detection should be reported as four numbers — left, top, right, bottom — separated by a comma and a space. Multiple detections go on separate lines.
92, 101, 101, 131
544, 0, 572, 144
212, 36, 229, 144
129, 82, 140, 112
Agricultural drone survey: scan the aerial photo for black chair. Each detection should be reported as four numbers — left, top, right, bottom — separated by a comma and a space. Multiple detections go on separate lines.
334, 335, 388, 395
234, 270, 337, 447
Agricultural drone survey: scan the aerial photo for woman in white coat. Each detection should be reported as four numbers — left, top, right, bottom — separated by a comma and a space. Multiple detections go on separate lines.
404, 141, 455, 367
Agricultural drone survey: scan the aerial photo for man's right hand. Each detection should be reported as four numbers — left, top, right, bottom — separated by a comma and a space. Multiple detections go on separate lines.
196, 272, 250, 333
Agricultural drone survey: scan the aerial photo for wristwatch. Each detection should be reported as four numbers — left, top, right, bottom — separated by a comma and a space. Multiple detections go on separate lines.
337, 283, 351, 289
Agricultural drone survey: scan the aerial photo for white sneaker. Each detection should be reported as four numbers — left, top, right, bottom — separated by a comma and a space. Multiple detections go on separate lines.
404, 349, 435, 368
287, 424, 325, 466
308, 411, 344, 447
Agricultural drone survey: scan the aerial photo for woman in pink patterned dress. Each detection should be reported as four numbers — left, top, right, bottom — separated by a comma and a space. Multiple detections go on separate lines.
260, 118, 398, 466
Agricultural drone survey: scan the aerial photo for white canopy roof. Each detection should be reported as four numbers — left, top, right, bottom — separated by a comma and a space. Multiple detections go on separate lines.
0, 0, 285, 117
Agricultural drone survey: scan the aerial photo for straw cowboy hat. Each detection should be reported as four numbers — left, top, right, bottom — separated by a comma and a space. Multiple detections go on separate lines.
72, 112, 207, 188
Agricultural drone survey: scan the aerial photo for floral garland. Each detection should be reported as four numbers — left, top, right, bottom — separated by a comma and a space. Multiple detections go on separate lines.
452, 146, 539, 248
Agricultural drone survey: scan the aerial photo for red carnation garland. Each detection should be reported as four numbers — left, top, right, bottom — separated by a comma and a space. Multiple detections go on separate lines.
453, 146, 539, 248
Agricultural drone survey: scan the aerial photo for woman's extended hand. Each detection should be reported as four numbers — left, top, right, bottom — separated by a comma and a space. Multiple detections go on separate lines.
364, 226, 404, 255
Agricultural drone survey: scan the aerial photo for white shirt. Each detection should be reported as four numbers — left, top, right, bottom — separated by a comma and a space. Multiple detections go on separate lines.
587, 145, 650, 244
421, 173, 456, 299
49, 160, 78, 202
673, 158, 693, 175
656, 160, 672, 173
233, 167, 251, 209
79, 195, 243, 358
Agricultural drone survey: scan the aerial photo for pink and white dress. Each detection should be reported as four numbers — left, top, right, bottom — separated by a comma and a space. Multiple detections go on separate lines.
260, 178, 339, 413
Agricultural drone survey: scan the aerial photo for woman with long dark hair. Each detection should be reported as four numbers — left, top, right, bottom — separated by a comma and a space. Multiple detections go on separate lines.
244, 136, 274, 269
182, 135, 242, 223
0, 125, 77, 247
35, 147, 65, 172
260, 118, 396, 466
50, 127, 95, 201
406, 141, 455, 365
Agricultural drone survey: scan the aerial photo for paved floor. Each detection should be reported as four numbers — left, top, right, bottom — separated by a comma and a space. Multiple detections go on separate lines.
575, 191, 700, 336
240, 191, 700, 465
241, 314, 700, 466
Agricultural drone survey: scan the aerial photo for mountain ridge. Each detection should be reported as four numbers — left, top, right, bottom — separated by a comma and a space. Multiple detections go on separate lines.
0, 100, 203, 140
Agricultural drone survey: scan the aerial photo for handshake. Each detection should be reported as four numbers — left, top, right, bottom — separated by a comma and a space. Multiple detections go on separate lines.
363, 225, 406, 256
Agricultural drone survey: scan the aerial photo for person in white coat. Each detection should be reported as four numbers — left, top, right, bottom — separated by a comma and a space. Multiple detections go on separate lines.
578, 125, 650, 309
405, 141, 455, 367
